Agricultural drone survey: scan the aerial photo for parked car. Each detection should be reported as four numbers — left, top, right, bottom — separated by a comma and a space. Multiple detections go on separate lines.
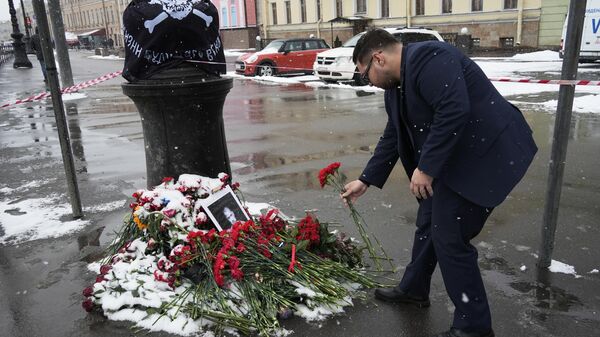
313, 27, 444, 84
235, 38, 330, 76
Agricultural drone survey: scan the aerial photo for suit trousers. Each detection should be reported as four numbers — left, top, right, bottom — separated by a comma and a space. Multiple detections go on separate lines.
398, 180, 493, 333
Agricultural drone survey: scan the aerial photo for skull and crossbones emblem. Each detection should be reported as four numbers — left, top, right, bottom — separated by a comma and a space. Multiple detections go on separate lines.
145, 0, 214, 34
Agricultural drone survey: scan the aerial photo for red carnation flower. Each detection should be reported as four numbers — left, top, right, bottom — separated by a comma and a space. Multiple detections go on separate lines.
318, 162, 341, 188
82, 299, 94, 312
162, 208, 177, 218
231, 268, 244, 281
99, 264, 111, 275
162, 177, 174, 183
82, 286, 94, 297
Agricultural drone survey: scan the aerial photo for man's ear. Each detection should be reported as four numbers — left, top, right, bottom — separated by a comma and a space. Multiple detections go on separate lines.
374, 51, 385, 66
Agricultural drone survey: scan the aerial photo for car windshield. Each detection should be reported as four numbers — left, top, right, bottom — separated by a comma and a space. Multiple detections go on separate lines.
343, 33, 365, 47
262, 41, 285, 52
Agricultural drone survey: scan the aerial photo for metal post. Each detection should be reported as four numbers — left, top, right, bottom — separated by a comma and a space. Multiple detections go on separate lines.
19, 0, 33, 54
538, 0, 586, 268
101, 0, 110, 46
32, 0, 83, 219
19, 0, 30, 36
47, 0, 74, 87
8, 0, 32, 68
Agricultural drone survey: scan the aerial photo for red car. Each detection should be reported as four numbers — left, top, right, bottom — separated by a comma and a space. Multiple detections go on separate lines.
235, 38, 329, 76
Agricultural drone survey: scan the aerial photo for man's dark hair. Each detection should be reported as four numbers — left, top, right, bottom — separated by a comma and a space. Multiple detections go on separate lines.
352, 28, 400, 64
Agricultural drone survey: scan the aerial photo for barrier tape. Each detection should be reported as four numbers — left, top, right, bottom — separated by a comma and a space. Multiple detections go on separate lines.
3, 60, 599, 109
0, 70, 122, 109
487, 77, 600, 86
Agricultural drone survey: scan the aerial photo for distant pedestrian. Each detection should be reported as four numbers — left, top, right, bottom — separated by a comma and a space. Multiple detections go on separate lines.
30, 28, 47, 85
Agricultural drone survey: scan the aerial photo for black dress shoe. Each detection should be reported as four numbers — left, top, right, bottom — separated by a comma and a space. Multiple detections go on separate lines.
432, 328, 495, 337
373, 287, 430, 308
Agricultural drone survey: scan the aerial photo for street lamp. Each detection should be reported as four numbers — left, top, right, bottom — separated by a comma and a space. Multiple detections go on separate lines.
8, 0, 32, 68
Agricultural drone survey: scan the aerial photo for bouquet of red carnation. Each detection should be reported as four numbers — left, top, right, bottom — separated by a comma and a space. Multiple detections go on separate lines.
318, 162, 392, 271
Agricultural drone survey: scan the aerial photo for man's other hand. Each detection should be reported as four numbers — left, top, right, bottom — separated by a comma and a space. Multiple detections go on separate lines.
341, 180, 369, 206
410, 168, 434, 199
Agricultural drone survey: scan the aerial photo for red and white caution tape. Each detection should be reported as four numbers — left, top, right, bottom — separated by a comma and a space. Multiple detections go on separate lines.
1, 70, 122, 109
488, 77, 600, 86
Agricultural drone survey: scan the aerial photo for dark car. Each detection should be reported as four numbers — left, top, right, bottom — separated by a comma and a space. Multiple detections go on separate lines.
235, 38, 330, 76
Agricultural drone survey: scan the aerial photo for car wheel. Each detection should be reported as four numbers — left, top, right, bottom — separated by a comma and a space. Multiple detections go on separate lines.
258, 63, 275, 76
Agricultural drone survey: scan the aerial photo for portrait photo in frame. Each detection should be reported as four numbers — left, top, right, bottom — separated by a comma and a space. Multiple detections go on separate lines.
202, 185, 249, 231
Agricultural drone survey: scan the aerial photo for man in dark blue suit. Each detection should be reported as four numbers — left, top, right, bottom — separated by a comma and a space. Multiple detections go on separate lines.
341, 29, 537, 337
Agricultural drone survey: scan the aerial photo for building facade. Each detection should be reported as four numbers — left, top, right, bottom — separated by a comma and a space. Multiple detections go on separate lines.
211, 0, 259, 49
538, 0, 568, 48
0, 21, 14, 42
59, 0, 127, 48
257, 0, 563, 49
55, 0, 258, 49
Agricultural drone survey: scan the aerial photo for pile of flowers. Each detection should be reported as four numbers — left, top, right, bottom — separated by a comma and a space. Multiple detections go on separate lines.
83, 173, 384, 336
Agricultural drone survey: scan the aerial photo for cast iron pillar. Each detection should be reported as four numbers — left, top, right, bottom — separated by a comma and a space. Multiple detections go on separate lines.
8, 0, 32, 68
122, 66, 234, 188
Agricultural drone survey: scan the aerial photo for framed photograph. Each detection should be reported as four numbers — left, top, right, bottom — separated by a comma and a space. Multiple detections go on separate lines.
202, 185, 249, 231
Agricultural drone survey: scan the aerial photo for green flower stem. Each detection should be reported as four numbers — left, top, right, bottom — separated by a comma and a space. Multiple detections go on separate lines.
326, 174, 394, 271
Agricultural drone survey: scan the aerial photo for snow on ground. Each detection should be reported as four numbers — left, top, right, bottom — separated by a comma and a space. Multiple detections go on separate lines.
549, 259, 581, 278
0, 195, 89, 244
62, 92, 88, 101
225, 72, 383, 93
510, 50, 561, 61
539, 94, 600, 114
88, 55, 124, 61
0, 196, 131, 245
224, 49, 254, 57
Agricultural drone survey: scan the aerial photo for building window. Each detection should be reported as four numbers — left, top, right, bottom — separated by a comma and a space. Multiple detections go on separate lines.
472, 0, 482, 12
500, 37, 514, 48
336, 0, 343, 17
271, 3, 277, 25
285, 1, 291, 24
317, 0, 322, 20
381, 0, 389, 18
442, 0, 452, 14
504, 0, 517, 9
415, 0, 424, 16
356, 0, 366, 14
300, 0, 306, 23
231, 6, 237, 26
222, 7, 228, 26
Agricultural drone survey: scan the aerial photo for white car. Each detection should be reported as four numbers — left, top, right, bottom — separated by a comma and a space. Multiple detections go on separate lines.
313, 27, 444, 84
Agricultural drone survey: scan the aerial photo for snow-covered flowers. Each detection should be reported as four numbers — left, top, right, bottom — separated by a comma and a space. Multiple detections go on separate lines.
83, 174, 383, 336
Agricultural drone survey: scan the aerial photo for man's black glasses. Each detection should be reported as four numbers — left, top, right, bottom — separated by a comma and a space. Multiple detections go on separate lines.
360, 55, 375, 85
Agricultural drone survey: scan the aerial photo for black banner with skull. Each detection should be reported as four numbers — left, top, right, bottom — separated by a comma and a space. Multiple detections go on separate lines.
122, 0, 226, 81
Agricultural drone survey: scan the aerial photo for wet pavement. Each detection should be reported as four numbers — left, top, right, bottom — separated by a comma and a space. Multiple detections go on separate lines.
0, 50, 599, 337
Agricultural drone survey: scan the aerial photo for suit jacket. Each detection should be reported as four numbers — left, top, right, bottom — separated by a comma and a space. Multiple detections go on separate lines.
360, 41, 537, 208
